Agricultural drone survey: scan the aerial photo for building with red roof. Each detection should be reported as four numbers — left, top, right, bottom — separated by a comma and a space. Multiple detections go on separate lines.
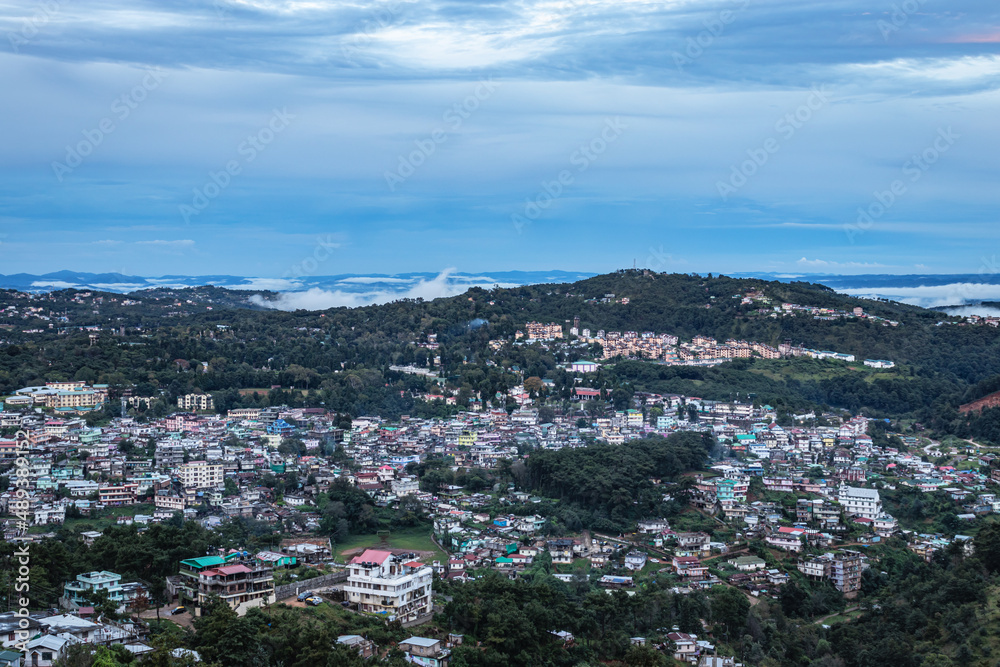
345, 549, 433, 621
197, 562, 275, 615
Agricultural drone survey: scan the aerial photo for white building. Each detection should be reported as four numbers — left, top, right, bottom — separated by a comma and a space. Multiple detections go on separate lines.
624, 551, 648, 571
838, 485, 882, 520
391, 476, 420, 497
178, 460, 224, 490
345, 549, 433, 622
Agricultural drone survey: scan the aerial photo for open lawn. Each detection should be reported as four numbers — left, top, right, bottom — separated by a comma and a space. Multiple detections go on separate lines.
333, 525, 447, 563
748, 358, 911, 384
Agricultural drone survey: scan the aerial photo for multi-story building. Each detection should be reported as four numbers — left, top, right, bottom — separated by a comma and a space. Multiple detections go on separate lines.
829, 550, 864, 598
154, 490, 186, 511
838, 485, 882, 519
345, 549, 433, 621
98, 483, 138, 506
714, 477, 749, 504
49, 387, 107, 412
524, 322, 563, 340
178, 460, 224, 490
155, 443, 186, 469
177, 393, 214, 411
197, 563, 275, 615
61, 571, 144, 612
798, 551, 865, 597
797, 556, 831, 580
398, 637, 450, 667
178, 556, 228, 601
227, 408, 261, 420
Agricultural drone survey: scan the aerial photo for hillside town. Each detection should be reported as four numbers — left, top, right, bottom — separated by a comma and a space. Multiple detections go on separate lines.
498, 319, 891, 369
2, 363, 996, 664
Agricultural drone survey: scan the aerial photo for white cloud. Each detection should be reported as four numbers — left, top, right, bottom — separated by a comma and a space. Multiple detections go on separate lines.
840, 283, 1000, 307
135, 239, 195, 247
253, 268, 470, 310
337, 276, 414, 284
230, 277, 303, 291
30, 280, 76, 288
796, 257, 889, 270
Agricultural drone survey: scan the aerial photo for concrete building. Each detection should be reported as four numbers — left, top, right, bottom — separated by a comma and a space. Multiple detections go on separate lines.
838, 485, 882, 520
177, 393, 214, 411
98, 483, 138, 506
398, 637, 450, 667
197, 563, 275, 615
345, 549, 433, 622
178, 460, 224, 490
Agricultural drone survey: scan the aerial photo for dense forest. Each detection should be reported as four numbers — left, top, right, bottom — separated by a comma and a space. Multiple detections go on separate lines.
521, 432, 711, 531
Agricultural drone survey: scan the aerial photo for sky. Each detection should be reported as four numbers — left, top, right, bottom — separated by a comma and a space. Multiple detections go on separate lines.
0, 0, 998, 279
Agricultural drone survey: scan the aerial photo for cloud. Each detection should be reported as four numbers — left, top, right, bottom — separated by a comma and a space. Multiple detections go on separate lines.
30, 281, 76, 288
230, 277, 303, 291
337, 276, 415, 284
796, 258, 890, 270
252, 268, 470, 310
840, 283, 1000, 307
135, 240, 195, 247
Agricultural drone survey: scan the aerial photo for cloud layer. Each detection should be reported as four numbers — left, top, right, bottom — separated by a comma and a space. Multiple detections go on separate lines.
0, 0, 998, 275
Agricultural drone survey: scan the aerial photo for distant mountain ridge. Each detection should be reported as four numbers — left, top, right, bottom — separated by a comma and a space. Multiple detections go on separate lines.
5, 270, 1000, 310
0, 270, 598, 294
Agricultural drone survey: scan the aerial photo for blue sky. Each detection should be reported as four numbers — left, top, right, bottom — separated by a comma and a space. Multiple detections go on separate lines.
0, 0, 998, 278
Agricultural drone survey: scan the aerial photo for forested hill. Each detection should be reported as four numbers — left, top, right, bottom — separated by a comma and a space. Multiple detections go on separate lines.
3, 270, 1000, 440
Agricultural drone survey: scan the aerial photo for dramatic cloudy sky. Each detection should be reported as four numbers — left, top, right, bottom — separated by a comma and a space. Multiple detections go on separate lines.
0, 0, 997, 277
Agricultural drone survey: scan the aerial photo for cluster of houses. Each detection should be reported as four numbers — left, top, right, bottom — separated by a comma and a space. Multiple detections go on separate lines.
0, 607, 188, 667
740, 291, 899, 327
3, 366, 997, 664
493, 316, 893, 369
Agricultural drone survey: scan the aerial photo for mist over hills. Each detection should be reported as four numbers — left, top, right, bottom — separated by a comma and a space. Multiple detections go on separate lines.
5, 270, 1000, 313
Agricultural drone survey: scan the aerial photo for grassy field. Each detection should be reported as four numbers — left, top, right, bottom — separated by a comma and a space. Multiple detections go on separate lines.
819, 609, 863, 626
749, 358, 911, 384
332, 525, 448, 563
